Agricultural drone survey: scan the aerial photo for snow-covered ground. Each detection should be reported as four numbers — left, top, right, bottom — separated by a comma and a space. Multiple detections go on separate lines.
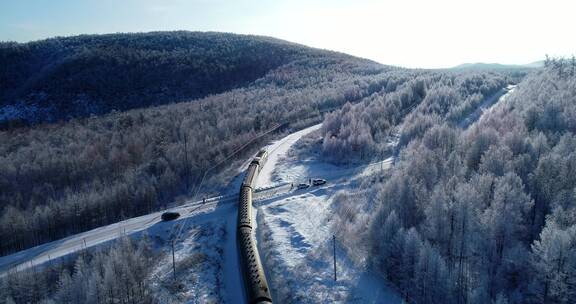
148, 214, 229, 303
253, 125, 403, 303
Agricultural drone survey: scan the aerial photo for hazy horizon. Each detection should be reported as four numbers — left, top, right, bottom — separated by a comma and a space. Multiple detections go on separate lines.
1, 0, 574, 68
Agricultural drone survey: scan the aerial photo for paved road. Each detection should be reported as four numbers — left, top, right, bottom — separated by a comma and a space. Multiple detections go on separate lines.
0, 152, 393, 276
0, 186, 277, 275
458, 84, 517, 128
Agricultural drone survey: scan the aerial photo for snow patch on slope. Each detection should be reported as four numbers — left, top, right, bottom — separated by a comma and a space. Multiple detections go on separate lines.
254, 125, 403, 303
149, 221, 226, 303
257, 183, 402, 303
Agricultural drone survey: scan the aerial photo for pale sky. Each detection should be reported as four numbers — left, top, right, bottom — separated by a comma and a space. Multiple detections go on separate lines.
0, 0, 574, 68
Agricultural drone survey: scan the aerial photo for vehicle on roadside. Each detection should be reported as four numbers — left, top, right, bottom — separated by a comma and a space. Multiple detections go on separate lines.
297, 183, 310, 190
312, 178, 327, 186
161, 211, 180, 221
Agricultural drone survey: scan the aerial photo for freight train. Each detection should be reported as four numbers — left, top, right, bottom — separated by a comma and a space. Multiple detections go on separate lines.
237, 149, 273, 304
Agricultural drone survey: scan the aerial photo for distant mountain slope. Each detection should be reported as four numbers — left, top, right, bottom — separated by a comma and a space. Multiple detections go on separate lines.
452, 61, 543, 70
0, 31, 371, 123
522, 60, 545, 68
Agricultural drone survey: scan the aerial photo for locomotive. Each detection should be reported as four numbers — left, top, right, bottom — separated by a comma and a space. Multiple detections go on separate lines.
237, 149, 273, 304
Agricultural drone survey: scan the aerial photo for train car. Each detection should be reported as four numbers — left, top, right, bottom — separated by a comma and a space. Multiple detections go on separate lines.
238, 227, 273, 303
256, 149, 267, 159
238, 186, 253, 229
252, 149, 268, 170
242, 163, 259, 189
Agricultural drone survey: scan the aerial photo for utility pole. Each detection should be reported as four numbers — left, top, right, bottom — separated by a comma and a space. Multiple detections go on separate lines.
333, 235, 337, 282
171, 240, 176, 280
82, 238, 87, 259
183, 132, 190, 192
381, 150, 384, 174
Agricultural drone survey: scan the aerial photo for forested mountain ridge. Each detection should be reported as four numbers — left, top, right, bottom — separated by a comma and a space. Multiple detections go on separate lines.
0, 31, 377, 124
0, 32, 391, 255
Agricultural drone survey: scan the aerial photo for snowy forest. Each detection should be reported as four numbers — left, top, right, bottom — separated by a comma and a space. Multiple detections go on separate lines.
320, 69, 510, 162
0, 32, 395, 255
2, 30, 576, 304
328, 58, 576, 304
0, 32, 340, 124
1, 236, 157, 304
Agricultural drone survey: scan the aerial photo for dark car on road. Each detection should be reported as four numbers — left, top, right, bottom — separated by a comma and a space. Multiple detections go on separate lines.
161, 211, 180, 221
296, 183, 310, 190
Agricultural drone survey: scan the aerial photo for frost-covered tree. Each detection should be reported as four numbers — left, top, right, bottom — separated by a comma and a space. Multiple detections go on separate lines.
0, 236, 156, 304
341, 61, 576, 303
530, 219, 576, 304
